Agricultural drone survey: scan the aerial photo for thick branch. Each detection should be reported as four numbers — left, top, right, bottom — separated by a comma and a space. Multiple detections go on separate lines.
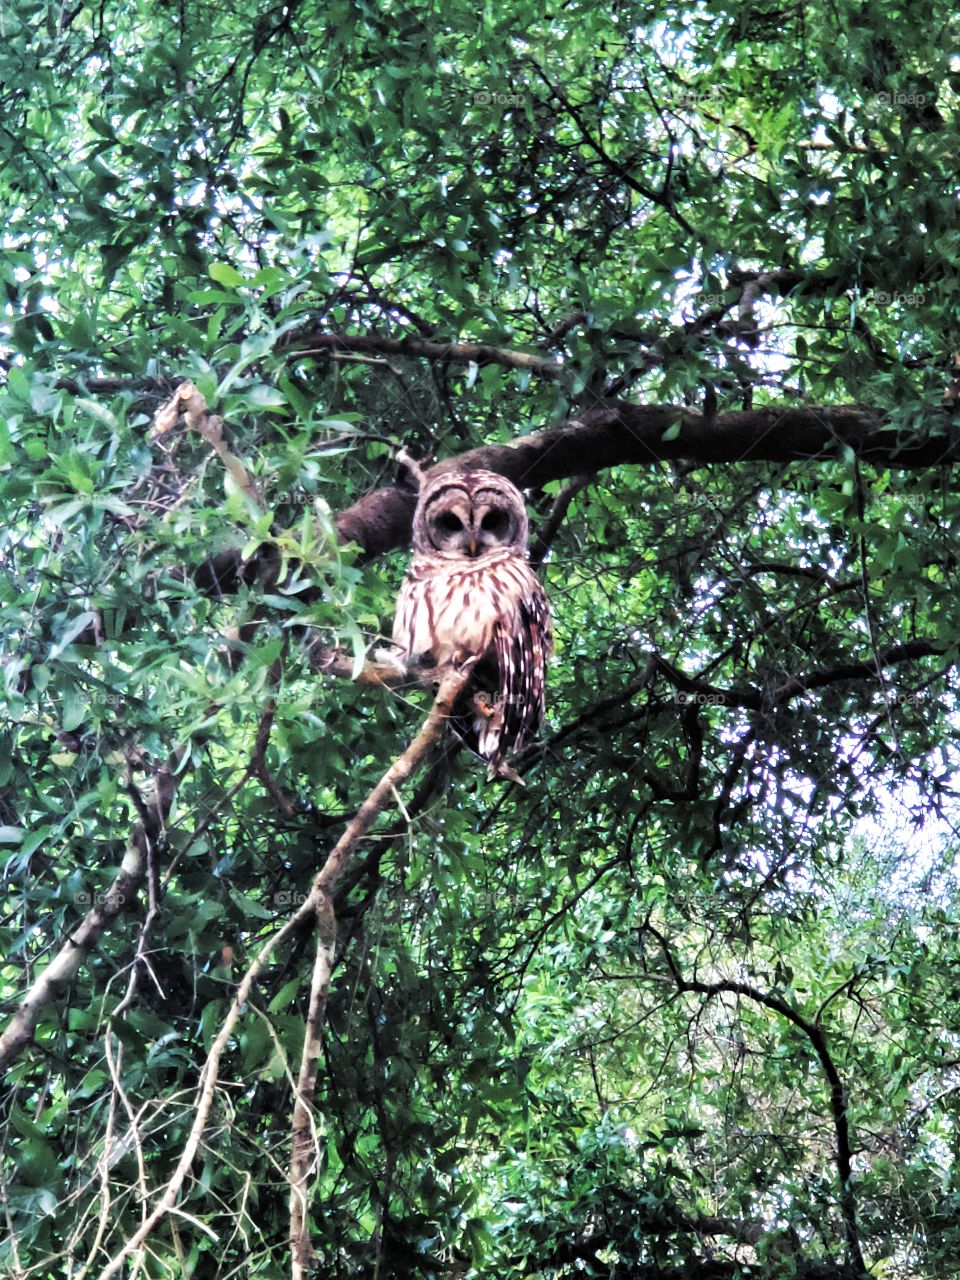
334, 401, 960, 558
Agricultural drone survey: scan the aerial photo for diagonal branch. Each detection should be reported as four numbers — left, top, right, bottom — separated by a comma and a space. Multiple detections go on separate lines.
0, 757, 180, 1074
529, 473, 592, 565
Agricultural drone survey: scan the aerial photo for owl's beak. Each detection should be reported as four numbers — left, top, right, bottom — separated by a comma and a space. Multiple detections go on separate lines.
467, 537, 478, 556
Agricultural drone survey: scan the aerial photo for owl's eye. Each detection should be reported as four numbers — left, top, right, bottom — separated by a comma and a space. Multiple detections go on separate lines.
436, 512, 464, 533
480, 510, 507, 533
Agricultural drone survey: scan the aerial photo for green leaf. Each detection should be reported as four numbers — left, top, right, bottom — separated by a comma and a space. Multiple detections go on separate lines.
209, 262, 245, 288
267, 977, 302, 1013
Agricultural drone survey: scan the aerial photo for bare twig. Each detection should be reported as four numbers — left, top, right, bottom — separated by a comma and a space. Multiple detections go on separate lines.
95, 668, 470, 1280
103, 1034, 148, 1210
306, 641, 416, 687
395, 447, 428, 491
152, 382, 265, 510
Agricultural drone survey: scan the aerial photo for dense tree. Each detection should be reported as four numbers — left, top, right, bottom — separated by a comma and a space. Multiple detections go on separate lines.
2, 0, 960, 1276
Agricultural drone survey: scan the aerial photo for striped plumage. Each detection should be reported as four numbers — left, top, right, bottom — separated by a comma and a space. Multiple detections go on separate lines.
393, 471, 552, 780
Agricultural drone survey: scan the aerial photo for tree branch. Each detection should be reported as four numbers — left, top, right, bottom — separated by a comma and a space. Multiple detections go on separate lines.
644, 925, 867, 1275
530, 473, 592, 565
651, 641, 945, 712
281, 329, 567, 379
286, 665, 470, 1274
0, 758, 179, 1074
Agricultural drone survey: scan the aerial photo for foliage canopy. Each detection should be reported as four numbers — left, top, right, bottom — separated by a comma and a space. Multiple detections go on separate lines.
3, 0, 960, 1277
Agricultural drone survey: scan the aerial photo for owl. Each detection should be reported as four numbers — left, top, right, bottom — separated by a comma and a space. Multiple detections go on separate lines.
392, 469, 552, 781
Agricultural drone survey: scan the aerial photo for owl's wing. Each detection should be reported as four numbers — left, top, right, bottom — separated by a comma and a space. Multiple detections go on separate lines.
490, 570, 552, 765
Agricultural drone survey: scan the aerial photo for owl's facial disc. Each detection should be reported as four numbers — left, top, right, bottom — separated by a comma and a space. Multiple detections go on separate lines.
418, 472, 527, 557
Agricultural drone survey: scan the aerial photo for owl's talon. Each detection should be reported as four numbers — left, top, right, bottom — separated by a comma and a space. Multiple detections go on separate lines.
472, 691, 496, 720
487, 761, 526, 786
372, 646, 408, 677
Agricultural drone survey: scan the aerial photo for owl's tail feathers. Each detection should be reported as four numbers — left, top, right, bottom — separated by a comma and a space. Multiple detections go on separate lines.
471, 692, 526, 785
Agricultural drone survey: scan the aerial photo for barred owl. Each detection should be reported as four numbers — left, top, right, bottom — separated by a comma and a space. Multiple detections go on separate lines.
392, 470, 552, 781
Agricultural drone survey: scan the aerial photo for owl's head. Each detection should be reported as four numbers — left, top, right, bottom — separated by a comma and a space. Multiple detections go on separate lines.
411, 470, 529, 559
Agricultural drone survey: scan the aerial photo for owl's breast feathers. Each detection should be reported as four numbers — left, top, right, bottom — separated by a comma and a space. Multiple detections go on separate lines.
393, 550, 547, 666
